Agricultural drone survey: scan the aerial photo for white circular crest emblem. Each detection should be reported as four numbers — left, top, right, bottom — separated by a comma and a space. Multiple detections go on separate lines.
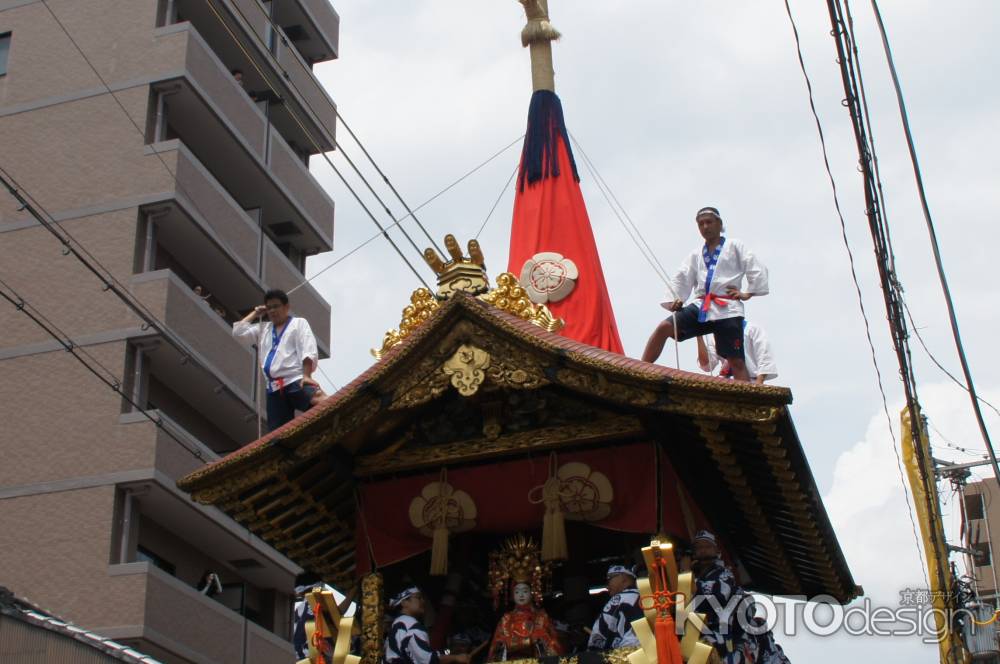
519, 252, 578, 304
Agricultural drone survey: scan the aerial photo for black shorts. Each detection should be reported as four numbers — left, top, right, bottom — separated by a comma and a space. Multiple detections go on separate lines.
668, 303, 745, 360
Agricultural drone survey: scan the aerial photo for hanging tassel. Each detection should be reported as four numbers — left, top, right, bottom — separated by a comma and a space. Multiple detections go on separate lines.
651, 555, 683, 664
654, 614, 683, 664
540, 454, 568, 561
430, 469, 450, 575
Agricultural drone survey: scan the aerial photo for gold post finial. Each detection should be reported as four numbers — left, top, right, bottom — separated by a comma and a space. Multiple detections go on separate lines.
519, 0, 560, 92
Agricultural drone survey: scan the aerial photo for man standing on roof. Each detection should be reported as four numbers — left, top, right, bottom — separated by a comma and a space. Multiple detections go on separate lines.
233, 288, 320, 432
385, 587, 470, 664
697, 320, 778, 384
587, 565, 643, 651
641, 207, 768, 381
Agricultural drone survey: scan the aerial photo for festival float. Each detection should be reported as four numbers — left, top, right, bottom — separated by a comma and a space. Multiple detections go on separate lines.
177, 2, 859, 663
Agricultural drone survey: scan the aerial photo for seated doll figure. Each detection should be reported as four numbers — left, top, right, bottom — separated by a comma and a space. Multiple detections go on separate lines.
487, 536, 564, 661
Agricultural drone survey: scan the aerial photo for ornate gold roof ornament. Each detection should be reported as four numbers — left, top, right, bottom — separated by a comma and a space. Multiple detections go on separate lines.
425, 234, 490, 299
372, 236, 565, 359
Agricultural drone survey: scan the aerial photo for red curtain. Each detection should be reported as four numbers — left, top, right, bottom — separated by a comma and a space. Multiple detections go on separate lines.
508, 133, 624, 354
355, 443, 707, 574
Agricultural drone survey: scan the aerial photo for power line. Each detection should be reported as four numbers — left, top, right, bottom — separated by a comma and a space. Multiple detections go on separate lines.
0, 167, 259, 421
196, 0, 432, 289
291, 135, 523, 294
867, 0, 1000, 482
0, 277, 206, 462
903, 301, 1000, 419
229, 0, 449, 257
782, 0, 927, 588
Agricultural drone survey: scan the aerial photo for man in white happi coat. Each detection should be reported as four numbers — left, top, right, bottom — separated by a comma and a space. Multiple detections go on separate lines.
233, 288, 321, 431
697, 320, 778, 384
641, 207, 769, 381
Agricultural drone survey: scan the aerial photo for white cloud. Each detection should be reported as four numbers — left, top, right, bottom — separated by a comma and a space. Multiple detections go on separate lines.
778, 381, 1000, 661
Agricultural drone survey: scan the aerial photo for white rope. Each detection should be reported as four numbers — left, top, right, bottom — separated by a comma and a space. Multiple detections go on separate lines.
568, 133, 682, 369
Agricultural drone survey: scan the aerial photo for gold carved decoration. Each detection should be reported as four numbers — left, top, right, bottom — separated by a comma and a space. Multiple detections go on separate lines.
555, 368, 657, 407
424, 234, 490, 299
372, 287, 440, 359
373, 237, 564, 360
442, 344, 491, 396
479, 272, 563, 333
388, 323, 551, 411
355, 415, 642, 476
361, 573, 383, 664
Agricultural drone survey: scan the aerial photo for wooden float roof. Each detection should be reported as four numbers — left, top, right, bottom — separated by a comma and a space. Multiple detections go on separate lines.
177, 293, 860, 602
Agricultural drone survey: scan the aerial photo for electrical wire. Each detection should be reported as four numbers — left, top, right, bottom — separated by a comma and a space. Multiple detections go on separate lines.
0, 278, 206, 462
0, 166, 271, 442
782, 0, 927, 588
290, 135, 523, 294
904, 300, 1000, 419
221, 0, 444, 257
867, 0, 1000, 478
28, 0, 294, 425
196, 0, 432, 289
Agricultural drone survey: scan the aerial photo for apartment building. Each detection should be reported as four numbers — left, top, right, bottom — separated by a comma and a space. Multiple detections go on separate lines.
0, 1, 338, 662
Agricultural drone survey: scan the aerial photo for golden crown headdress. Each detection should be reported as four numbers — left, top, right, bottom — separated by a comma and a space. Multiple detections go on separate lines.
488, 534, 551, 609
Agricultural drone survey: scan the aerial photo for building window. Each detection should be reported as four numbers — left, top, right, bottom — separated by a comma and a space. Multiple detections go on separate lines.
0, 33, 11, 76
136, 544, 176, 576
975, 542, 992, 568
966, 493, 985, 521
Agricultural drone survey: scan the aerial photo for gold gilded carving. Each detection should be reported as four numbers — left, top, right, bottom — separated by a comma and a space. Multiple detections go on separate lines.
486, 357, 548, 391
361, 572, 384, 664
555, 368, 657, 407
482, 400, 503, 441
442, 344, 491, 396
356, 415, 642, 476
479, 272, 564, 333
190, 458, 296, 505
373, 287, 441, 359
295, 397, 381, 458
424, 235, 490, 299
389, 323, 551, 410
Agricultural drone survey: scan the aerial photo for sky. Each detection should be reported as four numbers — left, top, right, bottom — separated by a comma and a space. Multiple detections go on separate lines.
303, 2, 999, 660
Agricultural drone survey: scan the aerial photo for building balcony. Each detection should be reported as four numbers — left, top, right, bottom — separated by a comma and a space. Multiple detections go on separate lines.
130, 269, 259, 439
271, 0, 341, 64
137, 139, 331, 352
166, 0, 339, 156
105, 562, 295, 664
149, 23, 335, 253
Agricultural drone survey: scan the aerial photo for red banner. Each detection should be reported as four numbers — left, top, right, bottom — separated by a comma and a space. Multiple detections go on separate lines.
356, 443, 704, 573
508, 97, 624, 354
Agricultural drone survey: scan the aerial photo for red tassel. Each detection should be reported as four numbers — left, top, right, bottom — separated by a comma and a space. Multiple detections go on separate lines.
655, 615, 684, 664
